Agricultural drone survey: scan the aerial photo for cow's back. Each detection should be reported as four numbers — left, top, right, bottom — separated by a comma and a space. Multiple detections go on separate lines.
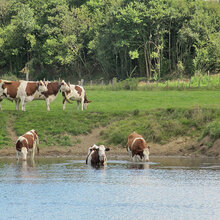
2, 81, 21, 98
25, 82, 38, 96
23, 134, 34, 149
127, 132, 143, 149
43, 82, 59, 97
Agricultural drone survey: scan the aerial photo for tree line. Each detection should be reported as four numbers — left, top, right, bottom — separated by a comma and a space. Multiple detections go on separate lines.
0, 0, 220, 81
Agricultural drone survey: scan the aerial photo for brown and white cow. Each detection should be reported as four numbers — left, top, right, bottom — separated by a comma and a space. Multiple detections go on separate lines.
16, 129, 39, 161
62, 84, 91, 111
34, 80, 70, 111
86, 144, 110, 166
126, 132, 150, 162
0, 80, 47, 111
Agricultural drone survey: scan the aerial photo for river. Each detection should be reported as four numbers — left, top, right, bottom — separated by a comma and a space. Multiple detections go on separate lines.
0, 157, 219, 220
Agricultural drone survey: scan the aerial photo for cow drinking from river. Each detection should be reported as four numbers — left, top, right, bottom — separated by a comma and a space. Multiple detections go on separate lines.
126, 132, 150, 162
86, 144, 110, 166
16, 129, 39, 161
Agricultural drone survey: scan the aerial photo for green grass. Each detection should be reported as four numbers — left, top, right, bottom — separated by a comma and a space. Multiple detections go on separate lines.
0, 113, 11, 146
102, 108, 220, 146
0, 90, 219, 148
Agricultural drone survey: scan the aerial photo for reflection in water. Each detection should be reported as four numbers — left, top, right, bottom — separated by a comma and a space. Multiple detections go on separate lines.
0, 157, 219, 220
86, 163, 106, 169
15, 160, 39, 183
126, 162, 149, 170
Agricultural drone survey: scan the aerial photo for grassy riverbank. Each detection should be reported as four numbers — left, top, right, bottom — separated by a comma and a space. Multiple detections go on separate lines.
0, 90, 219, 156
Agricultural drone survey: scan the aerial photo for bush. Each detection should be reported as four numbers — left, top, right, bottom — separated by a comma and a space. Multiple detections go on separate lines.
201, 120, 220, 143
1, 73, 19, 81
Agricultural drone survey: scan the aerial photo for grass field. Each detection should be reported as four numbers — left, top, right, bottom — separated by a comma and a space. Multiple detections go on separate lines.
0, 90, 219, 148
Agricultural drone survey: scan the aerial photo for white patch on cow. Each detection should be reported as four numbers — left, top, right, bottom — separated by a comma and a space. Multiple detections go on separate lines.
143, 148, 150, 162
97, 145, 107, 164
21, 147, 28, 161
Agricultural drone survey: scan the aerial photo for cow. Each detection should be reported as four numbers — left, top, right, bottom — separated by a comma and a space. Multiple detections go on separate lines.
126, 132, 150, 162
62, 84, 91, 111
0, 80, 47, 111
86, 144, 110, 166
34, 80, 70, 111
16, 129, 39, 161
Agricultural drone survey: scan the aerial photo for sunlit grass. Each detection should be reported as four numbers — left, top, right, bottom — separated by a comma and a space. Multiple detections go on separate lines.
0, 90, 219, 148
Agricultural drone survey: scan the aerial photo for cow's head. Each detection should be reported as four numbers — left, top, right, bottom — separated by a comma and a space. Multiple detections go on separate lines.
83, 100, 92, 110
143, 146, 150, 162
96, 145, 110, 165
59, 80, 70, 93
90, 144, 110, 165
37, 80, 48, 93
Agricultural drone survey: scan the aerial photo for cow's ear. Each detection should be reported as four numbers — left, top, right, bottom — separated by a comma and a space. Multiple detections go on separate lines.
105, 148, 110, 151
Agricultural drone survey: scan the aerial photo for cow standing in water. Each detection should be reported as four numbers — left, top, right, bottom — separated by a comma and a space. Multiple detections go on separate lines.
86, 144, 110, 166
62, 84, 91, 111
0, 80, 47, 111
126, 132, 150, 162
16, 129, 39, 161
34, 80, 70, 111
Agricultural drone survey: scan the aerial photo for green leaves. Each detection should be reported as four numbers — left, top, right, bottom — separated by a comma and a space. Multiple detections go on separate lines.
0, 0, 220, 80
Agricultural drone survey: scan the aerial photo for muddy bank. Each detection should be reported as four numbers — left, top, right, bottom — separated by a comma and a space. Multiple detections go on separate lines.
1, 136, 219, 159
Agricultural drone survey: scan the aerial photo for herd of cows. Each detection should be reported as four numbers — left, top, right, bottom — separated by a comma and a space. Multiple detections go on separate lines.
0, 79, 150, 166
0, 79, 91, 111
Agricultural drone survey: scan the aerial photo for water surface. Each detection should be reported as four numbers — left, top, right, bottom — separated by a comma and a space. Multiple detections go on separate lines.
0, 157, 219, 220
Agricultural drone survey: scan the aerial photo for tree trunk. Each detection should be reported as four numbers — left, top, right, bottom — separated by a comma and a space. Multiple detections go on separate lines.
144, 40, 149, 78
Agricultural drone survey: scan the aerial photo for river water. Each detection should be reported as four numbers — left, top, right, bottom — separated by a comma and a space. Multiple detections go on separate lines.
0, 157, 219, 220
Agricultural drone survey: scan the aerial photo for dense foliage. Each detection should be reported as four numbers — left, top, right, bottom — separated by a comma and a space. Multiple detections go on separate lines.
0, 0, 220, 81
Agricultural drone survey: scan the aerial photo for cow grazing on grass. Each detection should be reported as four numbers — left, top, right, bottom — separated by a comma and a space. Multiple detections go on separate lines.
34, 80, 70, 111
126, 132, 150, 162
0, 80, 47, 111
16, 129, 39, 161
62, 84, 91, 111
86, 144, 110, 166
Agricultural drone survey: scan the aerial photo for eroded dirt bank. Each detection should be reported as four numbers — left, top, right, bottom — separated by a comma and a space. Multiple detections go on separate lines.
1, 126, 219, 158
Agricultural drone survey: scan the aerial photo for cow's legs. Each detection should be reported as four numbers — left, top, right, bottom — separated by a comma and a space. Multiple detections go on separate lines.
62, 98, 66, 110
0, 97, 3, 110
21, 97, 26, 111
31, 142, 36, 160
46, 98, 50, 111
16, 150, 20, 160
15, 100, 20, 110
81, 98, 84, 111
127, 147, 133, 161
77, 101, 80, 111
